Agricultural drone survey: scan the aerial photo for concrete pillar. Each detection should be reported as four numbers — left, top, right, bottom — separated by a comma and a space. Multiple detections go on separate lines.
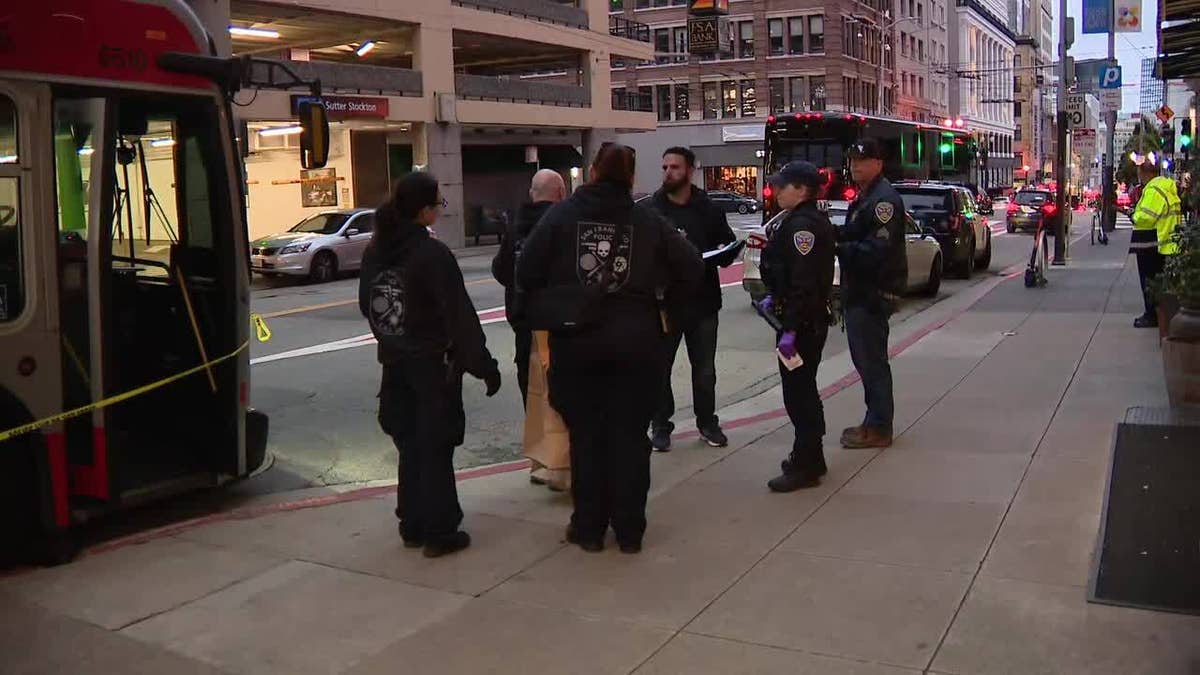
414, 122, 465, 248
582, 127, 617, 173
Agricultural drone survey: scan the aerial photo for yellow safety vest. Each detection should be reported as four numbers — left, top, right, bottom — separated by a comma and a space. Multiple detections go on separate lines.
1131, 176, 1181, 255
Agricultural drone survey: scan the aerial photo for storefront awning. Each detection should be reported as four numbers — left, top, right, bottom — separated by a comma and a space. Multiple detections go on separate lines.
1157, 0, 1200, 79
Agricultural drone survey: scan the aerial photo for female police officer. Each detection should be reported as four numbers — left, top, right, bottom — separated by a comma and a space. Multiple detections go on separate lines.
360, 172, 502, 558
757, 161, 836, 492
517, 144, 703, 553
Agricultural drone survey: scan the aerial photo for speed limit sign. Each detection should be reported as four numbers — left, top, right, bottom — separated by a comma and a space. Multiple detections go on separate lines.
1067, 94, 1085, 127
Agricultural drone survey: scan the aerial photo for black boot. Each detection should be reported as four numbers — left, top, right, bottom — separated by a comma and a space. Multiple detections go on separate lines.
1134, 314, 1158, 328
770, 453, 825, 493
423, 531, 471, 558
565, 525, 604, 553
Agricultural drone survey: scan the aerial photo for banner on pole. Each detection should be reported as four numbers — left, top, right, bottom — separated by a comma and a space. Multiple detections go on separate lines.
1082, 0, 1111, 34
1114, 0, 1143, 31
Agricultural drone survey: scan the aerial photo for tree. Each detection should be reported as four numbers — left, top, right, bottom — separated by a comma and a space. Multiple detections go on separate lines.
1117, 118, 1163, 186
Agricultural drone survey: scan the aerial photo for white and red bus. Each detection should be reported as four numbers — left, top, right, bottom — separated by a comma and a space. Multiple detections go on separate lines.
761, 112, 978, 217
0, 0, 327, 560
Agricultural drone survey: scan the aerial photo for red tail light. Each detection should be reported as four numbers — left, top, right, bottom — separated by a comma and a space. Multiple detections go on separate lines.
794, 113, 804, 120
762, 185, 774, 199
1006, 202, 1019, 215
844, 114, 853, 121
1041, 203, 1057, 216
767, 115, 776, 124
842, 187, 857, 200
746, 233, 768, 250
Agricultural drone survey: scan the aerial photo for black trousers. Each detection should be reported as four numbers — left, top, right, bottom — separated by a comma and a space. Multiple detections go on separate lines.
653, 313, 719, 433
1135, 248, 1165, 317
514, 327, 533, 408
550, 363, 659, 545
379, 359, 465, 542
780, 323, 830, 472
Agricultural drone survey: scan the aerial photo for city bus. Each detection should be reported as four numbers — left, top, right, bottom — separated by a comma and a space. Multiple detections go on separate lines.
0, 0, 328, 561
760, 112, 978, 217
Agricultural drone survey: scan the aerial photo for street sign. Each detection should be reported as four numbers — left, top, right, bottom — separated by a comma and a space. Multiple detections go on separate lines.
1156, 104, 1174, 123
1067, 93, 1085, 126
1099, 65, 1122, 89
1082, 0, 1111, 33
1072, 128, 1098, 157
1101, 88, 1122, 112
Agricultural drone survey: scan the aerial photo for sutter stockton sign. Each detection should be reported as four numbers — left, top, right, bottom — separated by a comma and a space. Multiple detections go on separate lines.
290, 95, 390, 119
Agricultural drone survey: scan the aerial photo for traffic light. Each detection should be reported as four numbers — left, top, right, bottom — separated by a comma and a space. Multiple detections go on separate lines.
1182, 119, 1193, 159
1162, 123, 1175, 154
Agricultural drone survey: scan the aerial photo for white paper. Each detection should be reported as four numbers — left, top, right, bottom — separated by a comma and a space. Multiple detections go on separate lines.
703, 239, 745, 260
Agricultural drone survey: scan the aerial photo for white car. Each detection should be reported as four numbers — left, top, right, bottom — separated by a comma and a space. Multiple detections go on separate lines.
741, 205, 943, 301
251, 209, 376, 283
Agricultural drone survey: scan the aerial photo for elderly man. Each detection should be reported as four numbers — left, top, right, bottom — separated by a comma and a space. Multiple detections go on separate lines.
492, 169, 569, 488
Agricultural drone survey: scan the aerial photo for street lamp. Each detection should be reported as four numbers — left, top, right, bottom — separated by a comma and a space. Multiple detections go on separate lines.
850, 13, 918, 115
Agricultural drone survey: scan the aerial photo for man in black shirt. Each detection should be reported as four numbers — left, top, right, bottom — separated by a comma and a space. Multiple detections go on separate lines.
648, 147, 740, 451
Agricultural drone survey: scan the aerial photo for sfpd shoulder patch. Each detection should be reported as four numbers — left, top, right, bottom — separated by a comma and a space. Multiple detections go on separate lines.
794, 230, 816, 255
874, 201, 895, 224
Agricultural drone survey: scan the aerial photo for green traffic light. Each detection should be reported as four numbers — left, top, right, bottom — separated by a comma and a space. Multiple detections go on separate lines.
1181, 134, 1193, 148
939, 143, 952, 153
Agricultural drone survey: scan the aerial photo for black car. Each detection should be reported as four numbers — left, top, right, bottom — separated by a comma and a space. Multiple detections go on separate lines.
707, 190, 761, 214
1005, 189, 1061, 234
895, 183, 992, 278
940, 180, 994, 215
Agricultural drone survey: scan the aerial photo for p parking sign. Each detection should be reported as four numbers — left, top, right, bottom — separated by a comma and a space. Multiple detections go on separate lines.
1099, 65, 1122, 89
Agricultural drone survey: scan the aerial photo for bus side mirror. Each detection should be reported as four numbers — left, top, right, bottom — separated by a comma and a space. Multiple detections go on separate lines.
298, 102, 330, 170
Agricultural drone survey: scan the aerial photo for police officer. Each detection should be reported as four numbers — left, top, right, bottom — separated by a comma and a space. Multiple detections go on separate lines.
1130, 155, 1182, 328
518, 143, 703, 554
838, 139, 906, 450
360, 172, 502, 559
757, 161, 837, 491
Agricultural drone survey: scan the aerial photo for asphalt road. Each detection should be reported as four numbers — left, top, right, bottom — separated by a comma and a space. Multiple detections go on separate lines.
237, 206, 1079, 496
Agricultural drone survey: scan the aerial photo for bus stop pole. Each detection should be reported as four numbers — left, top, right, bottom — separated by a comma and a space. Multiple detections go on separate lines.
1101, 0, 1117, 234
1053, 5, 1071, 264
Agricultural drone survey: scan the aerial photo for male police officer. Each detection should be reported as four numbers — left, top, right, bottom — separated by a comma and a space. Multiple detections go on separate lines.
757, 161, 837, 491
838, 139, 906, 449
1129, 155, 1181, 328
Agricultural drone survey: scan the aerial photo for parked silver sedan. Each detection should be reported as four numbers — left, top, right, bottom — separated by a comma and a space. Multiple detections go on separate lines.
740, 205, 943, 301
251, 209, 375, 283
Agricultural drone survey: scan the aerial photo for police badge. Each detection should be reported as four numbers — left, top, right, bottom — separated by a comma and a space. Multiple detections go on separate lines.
577, 221, 632, 290
874, 202, 895, 224
793, 230, 815, 256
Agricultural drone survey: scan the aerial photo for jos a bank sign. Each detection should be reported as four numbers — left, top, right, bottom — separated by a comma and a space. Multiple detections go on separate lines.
688, 0, 729, 55
290, 95, 390, 119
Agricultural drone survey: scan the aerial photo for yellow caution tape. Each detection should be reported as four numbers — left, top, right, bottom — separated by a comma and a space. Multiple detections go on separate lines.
251, 313, 272, 343
0, 341, 249, 444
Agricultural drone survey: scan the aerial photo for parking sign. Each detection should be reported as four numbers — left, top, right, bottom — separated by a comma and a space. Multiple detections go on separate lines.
1099, 65, 1122, 89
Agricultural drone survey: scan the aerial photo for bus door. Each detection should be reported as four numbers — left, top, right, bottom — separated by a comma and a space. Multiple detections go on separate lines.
53, 88, 243, 502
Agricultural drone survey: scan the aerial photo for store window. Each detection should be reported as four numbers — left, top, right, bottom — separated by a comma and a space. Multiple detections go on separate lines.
703, 82, 719, 119
703, 165, 759, 197
768, 19, 784, 56
789, 77, 806, 112
810, 76, 826, 110
675, 85, 690, 120
738, 21, 754, 59
740, 81, 756, 117
769, 78, 786, 113
722, 80, 739, 118
657, 85, 672, 121
0, 96, 21, 322
788, 17, 805, 54
809, 16, 824, 53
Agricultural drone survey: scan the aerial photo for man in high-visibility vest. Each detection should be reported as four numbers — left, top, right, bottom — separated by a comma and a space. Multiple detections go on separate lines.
1129, 156, 1181, 328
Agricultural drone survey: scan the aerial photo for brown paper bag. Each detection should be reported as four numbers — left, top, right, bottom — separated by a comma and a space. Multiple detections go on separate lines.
522, 331, 571, 471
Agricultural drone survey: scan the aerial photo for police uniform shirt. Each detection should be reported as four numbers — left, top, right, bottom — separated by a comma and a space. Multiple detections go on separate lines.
761, 201, 836, 332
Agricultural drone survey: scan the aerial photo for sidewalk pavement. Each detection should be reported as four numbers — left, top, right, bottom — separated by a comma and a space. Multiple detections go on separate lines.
4, 229, 1199, 675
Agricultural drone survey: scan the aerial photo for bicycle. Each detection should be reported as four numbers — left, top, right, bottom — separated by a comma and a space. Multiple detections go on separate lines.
1089, 208, 1109, 245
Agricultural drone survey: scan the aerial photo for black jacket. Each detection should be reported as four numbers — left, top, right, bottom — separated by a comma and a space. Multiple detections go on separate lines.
517, 182, 704, 369
491, 200, 554, 329
760, 201, 836, 333
838, 176, 907, 309
649, 186, 738, 320
359, 219, 498, 380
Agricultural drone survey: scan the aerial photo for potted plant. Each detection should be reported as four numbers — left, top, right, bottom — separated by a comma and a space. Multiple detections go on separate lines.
1158, 223, 1200, 406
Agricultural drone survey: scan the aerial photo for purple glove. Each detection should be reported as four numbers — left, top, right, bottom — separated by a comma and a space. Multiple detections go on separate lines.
757, 295, 775, 315
777, 331, 798, 360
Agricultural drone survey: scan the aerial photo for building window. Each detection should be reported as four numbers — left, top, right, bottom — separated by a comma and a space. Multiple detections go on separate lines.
722, 80, 738, 118
738, 21, 754, 59
1014, 100, 1022, 118
657, 84, 672, 121
901, 74, 908, 96
703, 81, 719, 119
769, 78, 786, 113
917, 2, 923, 23
638, 85, 652, 110
654, 28, 670, 64
788, 17, 805, 55
652, 0, 668, 7
810, 76, 826, 110
610, 0, 623, 10
741, 81, 757, 116
675, 85, 690, 120
901, 32, 908, 56
768, 19, 784, 56
673, 27, 688, 63
809, 16, 824, 53
918, 39, 924, 62
918, 77, 924, 98
636, 0, 648, 8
